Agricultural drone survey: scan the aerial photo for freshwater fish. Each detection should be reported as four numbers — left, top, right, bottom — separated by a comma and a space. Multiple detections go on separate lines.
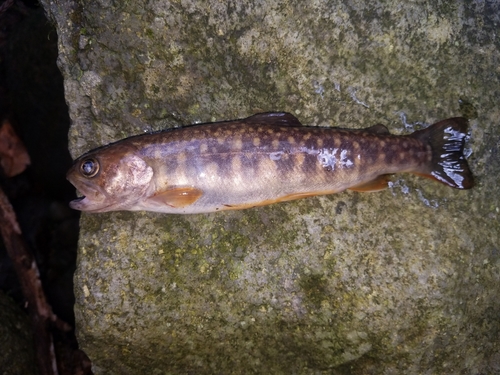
66, 112, 473, 213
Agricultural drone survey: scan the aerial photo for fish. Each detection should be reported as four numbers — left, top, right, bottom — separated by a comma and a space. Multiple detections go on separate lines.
66, 112, 473, 213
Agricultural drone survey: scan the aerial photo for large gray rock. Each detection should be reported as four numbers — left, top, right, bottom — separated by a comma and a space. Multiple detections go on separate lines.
41, 0, 499, 373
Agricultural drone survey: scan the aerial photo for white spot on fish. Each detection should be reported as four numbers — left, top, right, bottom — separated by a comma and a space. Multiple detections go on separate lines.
317, 148, 338, 170
234, 138, 243, 150
269, 151, 284, 161
340, 149, 353, 168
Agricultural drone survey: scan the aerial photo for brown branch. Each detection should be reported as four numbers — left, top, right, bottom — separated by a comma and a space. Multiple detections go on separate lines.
0, 185, 71, 375
0, 0, 15, 16
0, 119, 31, 177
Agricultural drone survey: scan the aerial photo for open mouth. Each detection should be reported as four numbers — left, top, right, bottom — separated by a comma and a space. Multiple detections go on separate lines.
67, 174, 101, 207
70, 189, 88, 205
71, 195, 86, 203
66, 174, 115, 212
67, 181, 103, 210
69, 194, 90, 209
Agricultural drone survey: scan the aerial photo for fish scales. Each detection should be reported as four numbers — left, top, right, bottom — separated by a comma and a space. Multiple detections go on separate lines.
146, 126, 409, 181
66, 112, 473, 213
148, 127, 358, 195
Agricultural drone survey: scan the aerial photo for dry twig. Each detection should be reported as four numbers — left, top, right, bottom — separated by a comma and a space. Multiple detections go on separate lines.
0, 0, 15, 16
0, 186, 71, 375
0, 119, 31, 176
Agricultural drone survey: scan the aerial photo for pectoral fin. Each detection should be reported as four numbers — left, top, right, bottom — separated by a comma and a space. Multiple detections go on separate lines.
148, 186, 204, 208
349, 175, 392, 192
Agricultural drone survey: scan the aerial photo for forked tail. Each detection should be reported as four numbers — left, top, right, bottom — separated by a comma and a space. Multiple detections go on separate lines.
411, 118, 474, 189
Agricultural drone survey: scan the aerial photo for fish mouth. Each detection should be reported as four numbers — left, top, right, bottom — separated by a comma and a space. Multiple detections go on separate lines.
70, 195, 86, 204
69, 189, 117, 213
69, 194, 89, 208
69, 189, 103, 212
67, 175, 112, 212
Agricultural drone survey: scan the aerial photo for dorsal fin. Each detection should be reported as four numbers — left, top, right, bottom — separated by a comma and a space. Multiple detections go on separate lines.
365, 124, 390, 134
243, 112, 303, 127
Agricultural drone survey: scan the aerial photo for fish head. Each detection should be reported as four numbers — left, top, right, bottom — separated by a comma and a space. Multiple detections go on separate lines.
66, 143, 154, 212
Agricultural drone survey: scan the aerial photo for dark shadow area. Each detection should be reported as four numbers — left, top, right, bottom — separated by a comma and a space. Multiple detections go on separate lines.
0, 0, 86, 372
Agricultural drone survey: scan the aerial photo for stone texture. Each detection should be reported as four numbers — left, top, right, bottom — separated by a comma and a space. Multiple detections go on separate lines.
0, 292, 37, 375
41, 0, 499, 373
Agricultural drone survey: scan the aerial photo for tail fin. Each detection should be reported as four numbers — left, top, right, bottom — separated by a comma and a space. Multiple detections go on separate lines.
411, 118, 474, 189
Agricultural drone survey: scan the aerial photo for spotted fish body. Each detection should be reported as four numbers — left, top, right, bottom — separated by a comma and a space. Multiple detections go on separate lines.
66, 112, 473, 213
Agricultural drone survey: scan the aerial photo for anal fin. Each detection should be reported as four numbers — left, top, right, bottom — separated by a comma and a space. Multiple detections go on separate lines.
349, 175, 392, 192
148, 186, 204, 208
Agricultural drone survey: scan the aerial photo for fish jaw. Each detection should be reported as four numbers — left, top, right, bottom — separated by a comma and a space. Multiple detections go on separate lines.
67, 174, 117, 212
69, 196, 105, 212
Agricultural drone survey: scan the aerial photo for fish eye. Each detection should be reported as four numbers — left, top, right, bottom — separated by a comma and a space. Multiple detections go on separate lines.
80, 158, 99, 178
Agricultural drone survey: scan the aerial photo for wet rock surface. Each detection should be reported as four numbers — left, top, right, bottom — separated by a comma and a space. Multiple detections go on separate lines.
41, 0, 499, 373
